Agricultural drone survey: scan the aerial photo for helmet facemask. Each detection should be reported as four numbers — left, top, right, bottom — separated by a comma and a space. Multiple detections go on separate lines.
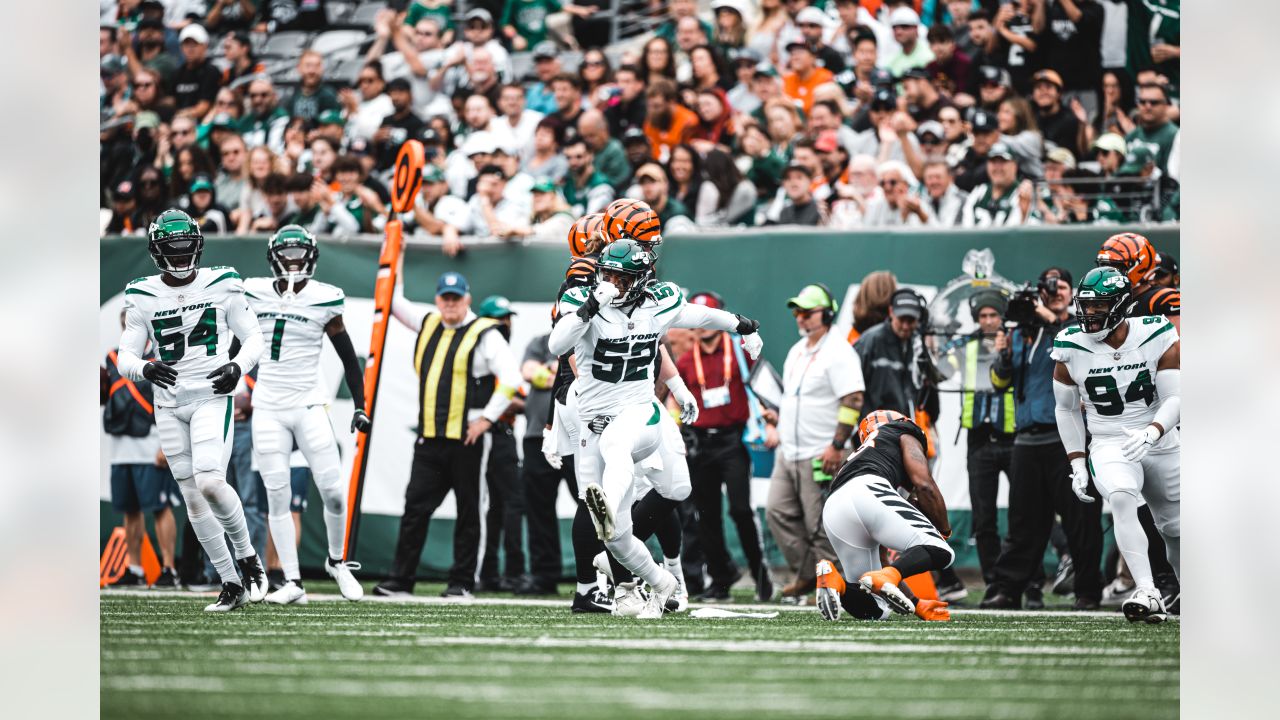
1075, 294, 1126, 339
268, 227, 319, 299
150, 235, 202, 279
598, 265, 650, 308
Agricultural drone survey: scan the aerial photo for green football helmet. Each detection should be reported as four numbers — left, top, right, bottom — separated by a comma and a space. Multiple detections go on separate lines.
477, 295, 515, 319
267, 225, 319, 290
1075, 266, 1130, 338
148, 208, 203, 279
596, 238, 655, 307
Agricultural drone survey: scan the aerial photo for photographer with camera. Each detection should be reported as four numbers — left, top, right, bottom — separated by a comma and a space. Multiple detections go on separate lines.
980, 268, 1104, 611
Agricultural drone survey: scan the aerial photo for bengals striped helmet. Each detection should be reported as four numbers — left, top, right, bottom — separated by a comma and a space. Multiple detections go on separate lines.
857, 410, 909, 444
567, 213, 605, 258
1096, 232, 1157, 285
602, 198, 663, 247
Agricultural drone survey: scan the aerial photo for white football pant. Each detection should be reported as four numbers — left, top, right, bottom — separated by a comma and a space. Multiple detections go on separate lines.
822, 474, 954, 583
1089, 433, 1180, 590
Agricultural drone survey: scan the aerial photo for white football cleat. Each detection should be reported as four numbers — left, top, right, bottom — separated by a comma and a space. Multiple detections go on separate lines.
237, 555, 269, 603
584, 485, 616, 541
663, 557, 688, 612
265, 580, 308, 605
325, 559, 364, 601
204, 582, 248, 612
593, 551, 614, 584
612, 580, 647, 617
638, 569, 679, 619
1122, 587, 1167, 624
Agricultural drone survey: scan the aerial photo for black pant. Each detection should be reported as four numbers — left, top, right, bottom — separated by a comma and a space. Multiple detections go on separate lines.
389, 436, 484, 590
480, 423, 525, 581
522, 436, 578, 584
689, 428, 764, 588
991, 437, 1103, 602
967, 432, 1014, 585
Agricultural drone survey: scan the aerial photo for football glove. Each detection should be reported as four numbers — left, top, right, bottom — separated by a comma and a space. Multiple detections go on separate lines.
1121, 425, 1160, 462
541, 426, 562, 470
741, 332, 763, 360
1069, 457, 1094, 503
143, 360, 178, 388
577, 281, 618, 320
351, 408, 371, 433
206, 363, 241, 394
666, 376, 699, 425
914, 599, 950, 622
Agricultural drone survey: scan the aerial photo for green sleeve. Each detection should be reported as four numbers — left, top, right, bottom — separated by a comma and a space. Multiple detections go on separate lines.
500, 1, 516, 26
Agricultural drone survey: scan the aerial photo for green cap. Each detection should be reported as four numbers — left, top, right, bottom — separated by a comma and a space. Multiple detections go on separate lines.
318, 109, 346, 126
422, 164, 446, 183
190, 176, 214, 193
478, 295, 516, 318
1117, 145, 1156, 176
786, 284, 837, 313
134, 111, 161, 130
531, 178, 557, 193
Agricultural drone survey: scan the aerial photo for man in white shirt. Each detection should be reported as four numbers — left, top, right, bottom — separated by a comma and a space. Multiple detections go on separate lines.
764, 283, 865, 604
494, 84, 544, 160
467, 165, 530, 239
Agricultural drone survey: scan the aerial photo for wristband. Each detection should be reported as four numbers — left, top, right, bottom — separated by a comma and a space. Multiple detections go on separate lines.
838, 406, 860, 426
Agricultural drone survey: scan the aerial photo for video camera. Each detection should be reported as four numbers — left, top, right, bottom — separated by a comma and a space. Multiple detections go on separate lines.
1004, 273, 1063, 327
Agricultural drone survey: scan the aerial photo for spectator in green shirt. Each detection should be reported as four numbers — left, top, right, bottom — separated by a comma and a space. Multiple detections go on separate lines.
285, 50, 342, 123
561, 135, 616, 215
655, 0, 716, 47
576, 109, 631, 190
404, 0, 456, 46
501, 0, 597, 51
1125, 83, 1178, 174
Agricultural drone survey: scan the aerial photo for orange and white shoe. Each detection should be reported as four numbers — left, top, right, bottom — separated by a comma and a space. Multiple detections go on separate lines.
914, 598, 951, 622
858, 567, 913, 615
815, 559, 846, 621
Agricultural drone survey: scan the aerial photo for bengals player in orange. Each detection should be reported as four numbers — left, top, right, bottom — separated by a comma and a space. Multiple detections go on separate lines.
1096, 232, 1180, 333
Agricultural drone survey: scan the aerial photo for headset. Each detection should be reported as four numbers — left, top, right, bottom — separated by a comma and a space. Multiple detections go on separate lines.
812, 282, 837, 326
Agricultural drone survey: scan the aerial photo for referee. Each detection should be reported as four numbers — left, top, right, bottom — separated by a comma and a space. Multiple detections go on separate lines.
373, 272, 522, 599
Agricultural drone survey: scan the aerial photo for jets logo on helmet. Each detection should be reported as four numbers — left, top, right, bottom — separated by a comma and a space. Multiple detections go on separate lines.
858, 410, 909, 444
567, 212, 605, 258
596, 238, 655, 308
267, 224, 319, 297
148, 208, 204, 279
1075, 266, 1131, 339
1096, 232, 1156, 286
602, 198, 662, 247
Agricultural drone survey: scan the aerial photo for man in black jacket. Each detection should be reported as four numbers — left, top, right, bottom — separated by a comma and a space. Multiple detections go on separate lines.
854, 290, 927, 418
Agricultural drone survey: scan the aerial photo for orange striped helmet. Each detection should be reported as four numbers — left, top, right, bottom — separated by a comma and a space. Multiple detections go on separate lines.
567, 213, 605, 258
857, 410, 909, 444
1096, 232, 1157, 285
565, 256, 597, 282
602, 198, 663, 247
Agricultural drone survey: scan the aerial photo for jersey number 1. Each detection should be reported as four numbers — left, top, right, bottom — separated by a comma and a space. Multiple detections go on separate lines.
151, 308, 217, 362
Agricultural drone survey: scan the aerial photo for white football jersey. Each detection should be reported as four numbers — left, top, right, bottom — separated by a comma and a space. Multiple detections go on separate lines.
1051, 316, 1178, 441
556, 282, 685, 418
244, 277, 345, 410
121, 266, 257, 407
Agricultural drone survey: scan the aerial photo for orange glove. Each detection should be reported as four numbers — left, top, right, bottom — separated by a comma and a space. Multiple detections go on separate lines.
915, 599, 951, 622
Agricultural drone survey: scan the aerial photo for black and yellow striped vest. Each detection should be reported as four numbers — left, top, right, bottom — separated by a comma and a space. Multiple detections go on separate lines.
413, 314, 499, 440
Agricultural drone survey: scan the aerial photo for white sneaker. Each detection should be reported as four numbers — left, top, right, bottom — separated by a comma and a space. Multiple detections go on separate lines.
663, 558, 688, 612
612, 580, 647, 617
325, 560, 364, 601
1121, 587, 1167, 624
584, 485, 616, 541
593, 551, 614, 584
638, 569, 679, 620
265, 580, 308, 605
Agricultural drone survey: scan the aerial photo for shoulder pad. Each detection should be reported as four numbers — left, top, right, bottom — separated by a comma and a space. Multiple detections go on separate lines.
204, 267, 243, 291
1052, 326, 1092, 352
123, 275, 160, 297
126, 276, 150, 286
1136, 314, 1176, 347
649, 282, 684, 310
309, 281, 346, 307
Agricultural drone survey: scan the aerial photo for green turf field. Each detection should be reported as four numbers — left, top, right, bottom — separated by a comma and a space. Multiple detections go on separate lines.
101, 582, 1178, 720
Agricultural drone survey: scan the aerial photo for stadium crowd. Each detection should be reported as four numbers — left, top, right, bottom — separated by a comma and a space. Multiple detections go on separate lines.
100, 0, 1181, 246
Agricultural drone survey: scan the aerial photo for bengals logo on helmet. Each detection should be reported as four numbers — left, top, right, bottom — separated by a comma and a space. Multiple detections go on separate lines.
567, 213, 605, 258
1096, 232, 1157, 286
602, 198, 662, 246
857, 410, 909, 444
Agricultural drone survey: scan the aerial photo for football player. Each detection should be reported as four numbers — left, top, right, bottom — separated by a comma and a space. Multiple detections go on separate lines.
244, 225, 371, 605
1096, 232, 1180, 332
548, 238, 764, 618
116, 209, 268, 612
1052, 267, 1180, 623
813, 411, 954, 623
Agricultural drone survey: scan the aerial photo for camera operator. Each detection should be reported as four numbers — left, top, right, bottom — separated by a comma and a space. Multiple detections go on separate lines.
980, 268, 1104, 611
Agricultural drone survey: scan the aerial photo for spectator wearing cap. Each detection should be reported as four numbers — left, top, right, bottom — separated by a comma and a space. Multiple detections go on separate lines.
342, 61, 395, 143
794, 6, 846, 74
766, 163, 824, 226
575, 109, 630, 190
781, 40, 833, 115
711, 0, 751, 50
493, 144, 535, 206
561, 134, 617, 215
214, 134, 248, 212
863, 159, 937, 227
997, 97, 1044, 179
120, 18, 179, 88
218, 31, 263, 88
809, 100, 859, 160
992, 0, 1039, 95
495, 84, 545, 158
410, 166, 470, 255
367, 10, 450, 119
605, 64, 648, 137
634, 161, 691, 225
434, 8, 513, 91
885, 6, 935, 77
172, 24, 221, 120
526, 42, 564, 116
643, 79, 699, 162
735, 122, 783, 207
523, 118, 569, 183
1089, 132, 1126, 178
100, 54, 133, 126
855, 287, 931, 420
1152, 253, 1179, 288
938, 105, 968, 165
499, 178, 576, 242
748, 63, 786, 128
187, 174, 230, 235
374, 77, 428, 172
924, 23, 972, 98
831, 31, 878, 123
726, 50, 764, 115
281, 172, 361, 237
1030, 69, 1089, 158
377, 271, 523, 599
105, 180, 145, 236
902, 67, 953, 124
849, 88, 925, 176
920, 158, 968, 226
469, 165, 530, 239
1126, 83, 1178, 174
916, 119, 948, 158
1042, 146, 1076, 186
287, 51, 342, 123
205, 110, 240, 159
1040, 0, 1104, 118
238, 77, 289, 155
974, 64, 1013, 112
960, 141, 1038, 226
765, 283, 864, 603
501, 0, 595, 52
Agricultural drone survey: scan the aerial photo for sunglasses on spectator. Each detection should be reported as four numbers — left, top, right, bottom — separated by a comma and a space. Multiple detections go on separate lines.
982, 80, 1002, 88
791, 308, 818, 318
249, 91, 271, 99
920, 136, 942, 145
879, 179, 901, 188
1137, 98, 1166, 106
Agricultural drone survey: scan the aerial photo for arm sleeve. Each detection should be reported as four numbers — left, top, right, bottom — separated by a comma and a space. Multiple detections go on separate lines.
391, 287, 429, 330
326, 201, 361, 237
116, 301, 152, 381
477, 331, 523, 423
1153, 368, 1180, 433
670, 302, 739, 332
328, 329, 366, 410
1053, 378, 1087, 456
225, 292, 264, 374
